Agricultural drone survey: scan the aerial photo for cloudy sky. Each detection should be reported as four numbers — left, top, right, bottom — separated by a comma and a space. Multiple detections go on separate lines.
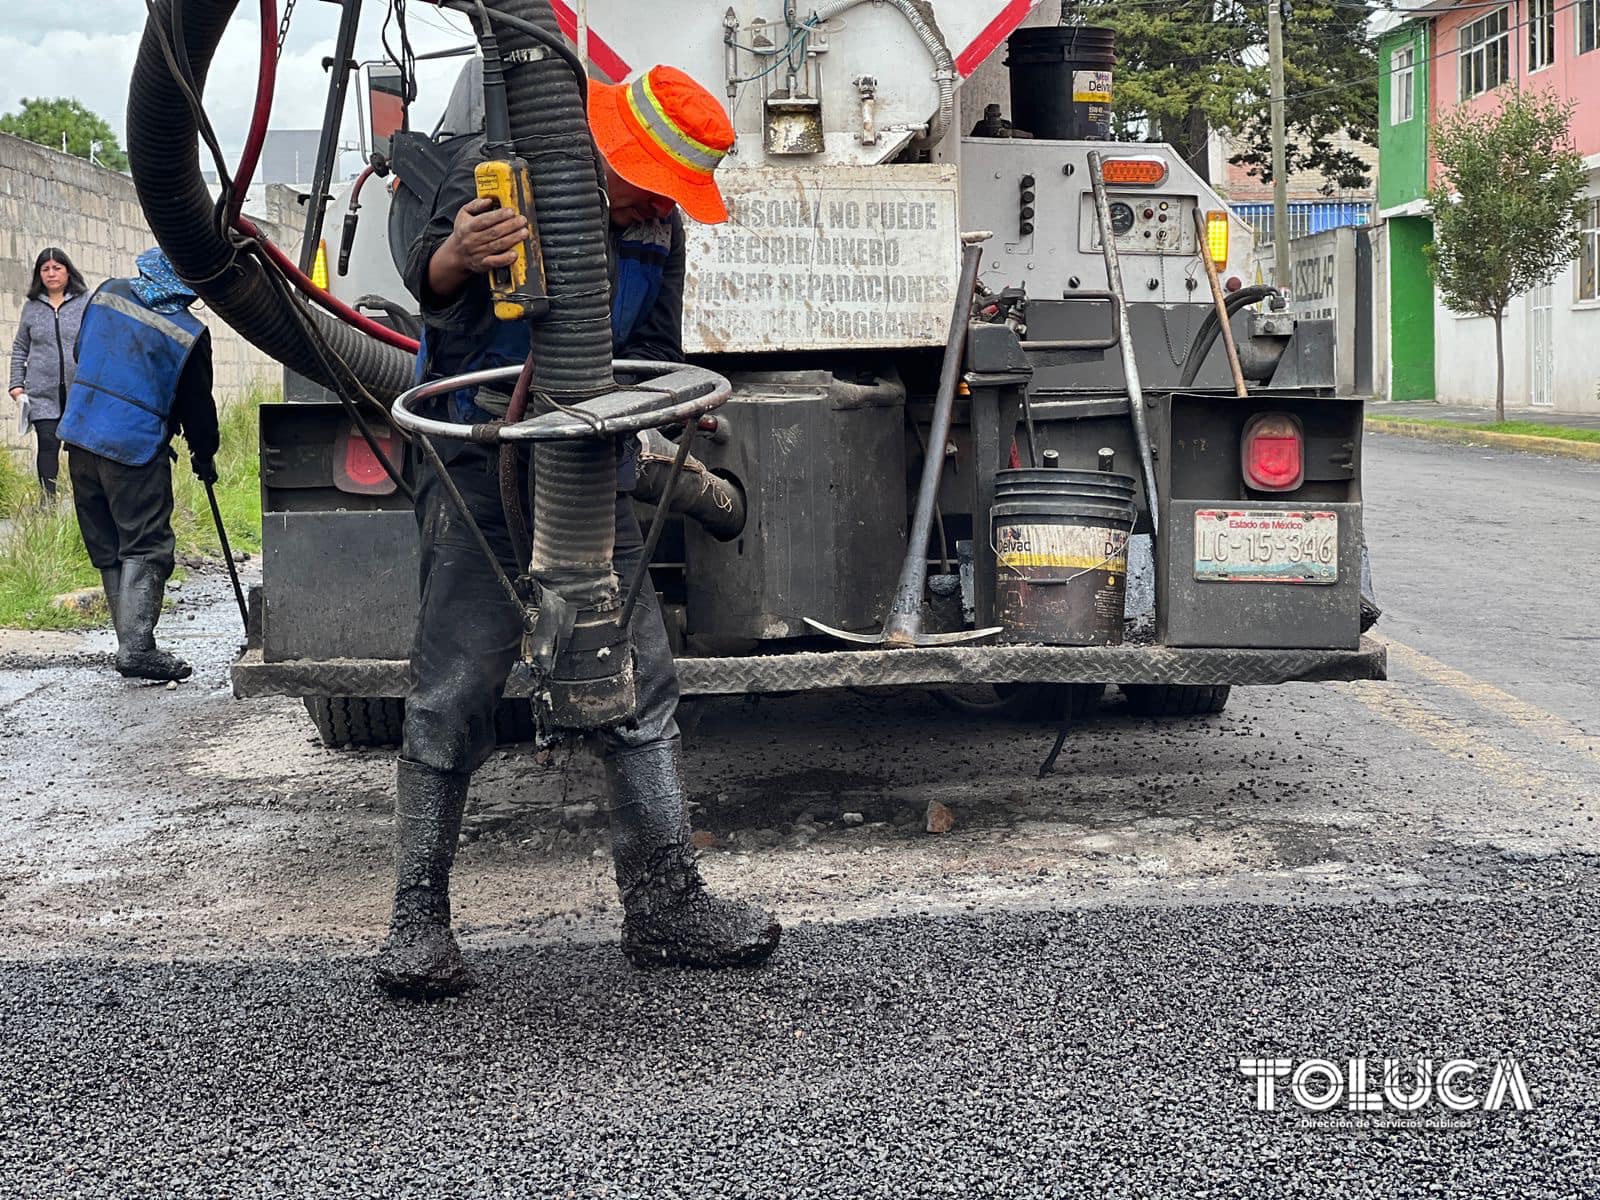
0, 1, 481, 177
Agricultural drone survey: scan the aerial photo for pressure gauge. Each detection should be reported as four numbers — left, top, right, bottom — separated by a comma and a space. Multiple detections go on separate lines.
1109, 201, 1136, 235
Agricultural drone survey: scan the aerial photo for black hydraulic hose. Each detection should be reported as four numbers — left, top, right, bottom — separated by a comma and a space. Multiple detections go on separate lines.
450, 1, 610, 222
128, 0, 414, 403
449, 1, 589, 103
482, 0, 618, 583
1178, 285, 1280, 388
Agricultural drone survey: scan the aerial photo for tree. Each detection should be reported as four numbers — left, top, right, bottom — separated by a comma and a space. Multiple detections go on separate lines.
1060, 0, 1377, 189
0, 98, 129, 172
1425, 89, 1586, 419
1229, 0, 1379, 191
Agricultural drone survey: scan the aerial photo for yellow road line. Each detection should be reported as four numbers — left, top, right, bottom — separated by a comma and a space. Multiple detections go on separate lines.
1375, 635, 1600, 770
1347, 682, 1569, 804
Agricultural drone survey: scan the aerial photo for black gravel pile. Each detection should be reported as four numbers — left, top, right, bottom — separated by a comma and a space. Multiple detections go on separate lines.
4, 860, 1597, 1199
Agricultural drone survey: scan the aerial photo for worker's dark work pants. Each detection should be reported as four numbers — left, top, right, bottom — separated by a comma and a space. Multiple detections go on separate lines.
402, 440, 678, 774
66, 445, 176, 577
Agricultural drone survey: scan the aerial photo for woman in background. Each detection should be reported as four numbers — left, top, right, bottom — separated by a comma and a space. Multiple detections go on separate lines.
9, 247, 91, 500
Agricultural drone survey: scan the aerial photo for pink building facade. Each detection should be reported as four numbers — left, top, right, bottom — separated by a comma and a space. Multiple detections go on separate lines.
1428, 0, 1600, 157
1404, 0, 1600, 412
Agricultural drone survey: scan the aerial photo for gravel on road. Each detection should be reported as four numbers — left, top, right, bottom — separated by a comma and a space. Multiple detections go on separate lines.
4, 855, 1597, 1200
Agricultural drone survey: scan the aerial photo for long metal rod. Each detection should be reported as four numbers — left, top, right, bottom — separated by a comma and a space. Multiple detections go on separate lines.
1192, 208, 1249, 398
413, 431, 530, 623
1086, 150, 1159, 534
204, 480, 249, 634
1019, 389, 1040, 468
298, 0, 362, 271
620, 427, 695, 630
882, 231, 990, 648
1268, 0, 1291, 291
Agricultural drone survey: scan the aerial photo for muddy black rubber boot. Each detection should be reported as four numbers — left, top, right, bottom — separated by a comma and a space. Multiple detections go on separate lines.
100, 566, 122, 627
607, 738, 780, 969
114, 559, 191, 682
374, 758, 472, 1000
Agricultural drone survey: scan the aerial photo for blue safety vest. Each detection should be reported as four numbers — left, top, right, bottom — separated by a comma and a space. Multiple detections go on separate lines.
58, 279, 204, 467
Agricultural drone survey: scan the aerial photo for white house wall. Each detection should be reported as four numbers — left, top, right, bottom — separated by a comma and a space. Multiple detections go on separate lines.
1432, 168, 1600, 415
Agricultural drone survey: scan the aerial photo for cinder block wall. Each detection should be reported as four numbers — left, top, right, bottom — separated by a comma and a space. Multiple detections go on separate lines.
0, 133, 297, 452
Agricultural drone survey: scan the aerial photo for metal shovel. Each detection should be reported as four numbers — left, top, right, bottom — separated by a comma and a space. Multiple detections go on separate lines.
806, 232, 1004, 648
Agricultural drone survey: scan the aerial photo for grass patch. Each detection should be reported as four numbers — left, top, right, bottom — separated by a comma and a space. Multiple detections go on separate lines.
1366, 412, 1600, 444
0, 444, 42, 516
0, 381, 271, 630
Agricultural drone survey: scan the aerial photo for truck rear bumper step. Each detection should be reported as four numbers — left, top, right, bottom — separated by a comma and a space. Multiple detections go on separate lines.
232, 638, 1387, 700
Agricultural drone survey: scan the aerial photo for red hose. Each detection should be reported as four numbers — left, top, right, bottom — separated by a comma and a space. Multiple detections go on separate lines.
348, 164, 377, 211
236, 216, 422, 354
227, 0, 278, 225
225, 0, 421, 357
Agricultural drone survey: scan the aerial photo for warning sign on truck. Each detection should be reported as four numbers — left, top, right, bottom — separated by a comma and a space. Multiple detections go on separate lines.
682, 165, 961, 355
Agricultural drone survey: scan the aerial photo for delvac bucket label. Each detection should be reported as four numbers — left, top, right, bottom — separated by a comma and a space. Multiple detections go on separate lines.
997, 523, 1129, 575
1072, 69, 1113, 104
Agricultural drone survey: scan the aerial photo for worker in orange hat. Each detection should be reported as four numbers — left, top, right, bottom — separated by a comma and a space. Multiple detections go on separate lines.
379, 66, 779, 1002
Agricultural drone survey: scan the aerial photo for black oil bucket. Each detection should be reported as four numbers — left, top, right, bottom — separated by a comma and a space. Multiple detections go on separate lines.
1006, 25, 1115, 141
992, 468, 1138, 645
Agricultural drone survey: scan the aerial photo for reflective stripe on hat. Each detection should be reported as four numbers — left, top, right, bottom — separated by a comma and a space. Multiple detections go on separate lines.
625, 73, 727, 176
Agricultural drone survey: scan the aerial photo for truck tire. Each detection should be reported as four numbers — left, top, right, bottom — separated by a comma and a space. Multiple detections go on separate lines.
1120, 684, 1231, 717
303, 696, 406, 748
934, 683, 1105, 723
302, 697, 540, 749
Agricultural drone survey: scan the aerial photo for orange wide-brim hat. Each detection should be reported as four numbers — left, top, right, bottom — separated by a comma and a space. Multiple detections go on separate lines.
589, 66, 735, 226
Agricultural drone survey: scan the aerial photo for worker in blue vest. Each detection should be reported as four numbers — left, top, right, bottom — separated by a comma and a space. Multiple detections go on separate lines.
58, 249, 219, 683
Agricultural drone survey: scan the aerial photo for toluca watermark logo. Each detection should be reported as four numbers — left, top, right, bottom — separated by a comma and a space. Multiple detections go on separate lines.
1239, 1057, 1532, 1122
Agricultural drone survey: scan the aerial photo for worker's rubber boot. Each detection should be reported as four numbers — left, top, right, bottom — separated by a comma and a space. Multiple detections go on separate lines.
99, 565, 122, 627
374, 758, 472, 1000
114, 559, 191, 682
606, 738, 780, 969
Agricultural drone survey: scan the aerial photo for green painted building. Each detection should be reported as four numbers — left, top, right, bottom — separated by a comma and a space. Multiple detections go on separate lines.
1376, 20, 1435, 401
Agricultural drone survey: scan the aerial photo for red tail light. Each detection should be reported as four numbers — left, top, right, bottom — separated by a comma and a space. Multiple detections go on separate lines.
333, 423, 400, 496
1241, 413, 1304, 492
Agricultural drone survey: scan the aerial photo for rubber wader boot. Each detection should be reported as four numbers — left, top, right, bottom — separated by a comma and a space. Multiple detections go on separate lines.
100, 565, 122, 626
607, 739, 781, 969
374, 758, 472, 1000
114, 559, 192, 682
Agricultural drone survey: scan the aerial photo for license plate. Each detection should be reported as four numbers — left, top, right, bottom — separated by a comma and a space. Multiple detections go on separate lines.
1193, 510, 1338, 584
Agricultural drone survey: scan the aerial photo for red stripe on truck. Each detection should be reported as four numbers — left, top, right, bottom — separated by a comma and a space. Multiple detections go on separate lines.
955, 0, 1039, 77
549, 0, 632, 83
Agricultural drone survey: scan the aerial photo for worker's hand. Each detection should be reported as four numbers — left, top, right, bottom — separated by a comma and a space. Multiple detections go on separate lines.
7, 387, 21, 401
447, 196, 530, 274
192, 455, 218, 485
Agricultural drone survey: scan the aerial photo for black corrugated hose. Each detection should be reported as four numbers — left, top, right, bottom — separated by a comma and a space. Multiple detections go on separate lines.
128, 0, 415, 402
129, 0, 620, 591
485, 0, 618, 577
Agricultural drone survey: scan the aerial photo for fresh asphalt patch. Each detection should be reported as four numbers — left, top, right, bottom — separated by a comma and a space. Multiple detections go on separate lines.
4, 856, 1596, 1199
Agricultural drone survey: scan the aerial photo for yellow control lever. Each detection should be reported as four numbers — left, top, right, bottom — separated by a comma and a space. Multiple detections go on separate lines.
474, 157, 549, 322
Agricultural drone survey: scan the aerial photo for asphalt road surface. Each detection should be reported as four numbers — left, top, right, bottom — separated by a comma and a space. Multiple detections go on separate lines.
2, 432, 1598, 1198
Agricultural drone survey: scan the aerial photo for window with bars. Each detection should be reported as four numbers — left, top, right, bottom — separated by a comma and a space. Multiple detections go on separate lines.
1580, 0, 1599, 54
1579, 198, 1600, 304
1391, 44, 1416, 122
1459, 8, 1510, 99
1529, 0, 1556, 69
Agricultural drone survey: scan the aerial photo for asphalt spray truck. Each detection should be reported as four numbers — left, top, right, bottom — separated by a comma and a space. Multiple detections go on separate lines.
125, 0, 1385, 761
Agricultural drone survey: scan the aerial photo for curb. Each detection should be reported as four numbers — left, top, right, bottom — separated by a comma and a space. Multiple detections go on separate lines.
1365, 419, 1600, 462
